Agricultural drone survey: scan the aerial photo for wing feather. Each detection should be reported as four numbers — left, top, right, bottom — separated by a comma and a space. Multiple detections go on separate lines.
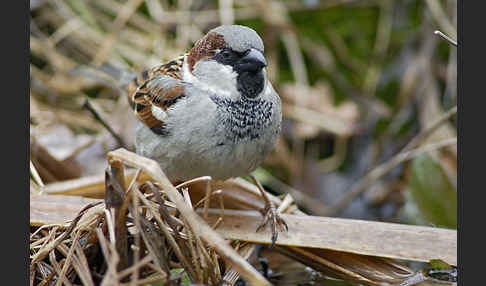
127, 55, 186, 135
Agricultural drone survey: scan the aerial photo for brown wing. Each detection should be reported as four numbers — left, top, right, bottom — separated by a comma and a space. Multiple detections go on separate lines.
127, 55, 186, 135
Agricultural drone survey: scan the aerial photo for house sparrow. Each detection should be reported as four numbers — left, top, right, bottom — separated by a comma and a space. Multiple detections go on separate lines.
90, 25, 287, 245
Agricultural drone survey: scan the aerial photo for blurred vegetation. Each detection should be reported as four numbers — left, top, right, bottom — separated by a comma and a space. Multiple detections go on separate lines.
30, 0, 457, 253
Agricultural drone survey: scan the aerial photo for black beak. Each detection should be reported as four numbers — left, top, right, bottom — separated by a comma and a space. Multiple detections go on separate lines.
237, 48, 267, 72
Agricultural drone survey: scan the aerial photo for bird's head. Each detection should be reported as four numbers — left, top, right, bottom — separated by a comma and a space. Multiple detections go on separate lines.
186, 25, 268, 99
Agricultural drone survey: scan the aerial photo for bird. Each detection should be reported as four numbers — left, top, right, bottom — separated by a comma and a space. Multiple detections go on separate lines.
80, 25, 287, 245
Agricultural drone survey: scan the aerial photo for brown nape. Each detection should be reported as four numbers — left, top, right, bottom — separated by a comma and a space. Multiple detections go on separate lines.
187, 32, 227, 72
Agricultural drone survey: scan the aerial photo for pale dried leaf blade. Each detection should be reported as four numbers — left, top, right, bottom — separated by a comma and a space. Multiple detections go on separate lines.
41, 168, 149, 198
30, 194, 103, 226
199, 209, 456, 266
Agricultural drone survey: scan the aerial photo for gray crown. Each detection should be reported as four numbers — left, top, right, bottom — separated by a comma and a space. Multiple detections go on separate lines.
209, 25, 264, 53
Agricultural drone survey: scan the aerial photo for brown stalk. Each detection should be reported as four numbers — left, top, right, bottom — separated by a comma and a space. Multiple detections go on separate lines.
130, 182, 141, 284
105, 163, 132, 271
55, 231, 81, 286
55, 242, 93, 285
96, 228, 120, 285
133, 185, 197, 281
83, 99, 126, 148
131, 188, 170, 277
73, 240, 96, 286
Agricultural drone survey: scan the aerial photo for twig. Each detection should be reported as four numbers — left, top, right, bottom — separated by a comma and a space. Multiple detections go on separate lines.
402, 105, 457, 152
72, 241, 95, 286
203, 179, 212, 219
83, 99, 126, 148
131, 183, 141, 284
96, 229, 120, 285
117, 255, 152, 279
434, 30, 457, 47
425, 0, 457, 39
54, 231, 81, 286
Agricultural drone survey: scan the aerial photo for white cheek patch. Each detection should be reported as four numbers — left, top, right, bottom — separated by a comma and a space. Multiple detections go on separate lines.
151, 105, 167, 122
182, 59, 237, 97
218, 64, 236, 77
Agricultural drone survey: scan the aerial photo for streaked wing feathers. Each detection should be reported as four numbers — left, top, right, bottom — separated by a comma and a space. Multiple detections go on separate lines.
127, 55, 186, 135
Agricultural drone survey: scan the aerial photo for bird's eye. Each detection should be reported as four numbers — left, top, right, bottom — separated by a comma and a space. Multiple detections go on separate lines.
221, 50, 232, 58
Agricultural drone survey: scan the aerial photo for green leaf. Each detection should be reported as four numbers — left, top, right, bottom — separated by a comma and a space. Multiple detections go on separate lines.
427, 259, 457, 282
408, 154, 457, 228
144, 269, 191, 286
429, 259, 453, 270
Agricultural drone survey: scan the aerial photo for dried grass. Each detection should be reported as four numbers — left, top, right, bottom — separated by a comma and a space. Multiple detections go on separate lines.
31, 149, 456, 286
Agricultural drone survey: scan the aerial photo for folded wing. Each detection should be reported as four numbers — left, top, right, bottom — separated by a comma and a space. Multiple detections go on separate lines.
127, 55, 186, 135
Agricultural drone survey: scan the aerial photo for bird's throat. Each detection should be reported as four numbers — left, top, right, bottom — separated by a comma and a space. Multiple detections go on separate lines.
237, 70, 265, 99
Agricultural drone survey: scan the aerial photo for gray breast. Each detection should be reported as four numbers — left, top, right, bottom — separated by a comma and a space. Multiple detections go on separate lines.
210, 96, 274, 141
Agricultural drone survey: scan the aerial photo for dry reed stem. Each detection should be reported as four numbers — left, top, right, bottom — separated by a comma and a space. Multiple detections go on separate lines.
54, 231, 80, 286
104, 208, 116, 244
116, 255, 151, 279
48, 252, 68, 286
96, 228, 120, 285
182, 187, 193, 208
128, 187, 169, 272
131, 182, 141, 284
203, 178, 212, 219
73, 241, 95, 286
434, 30, 457, 47
133, 184, 198, 281
184, 216, 202, 282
